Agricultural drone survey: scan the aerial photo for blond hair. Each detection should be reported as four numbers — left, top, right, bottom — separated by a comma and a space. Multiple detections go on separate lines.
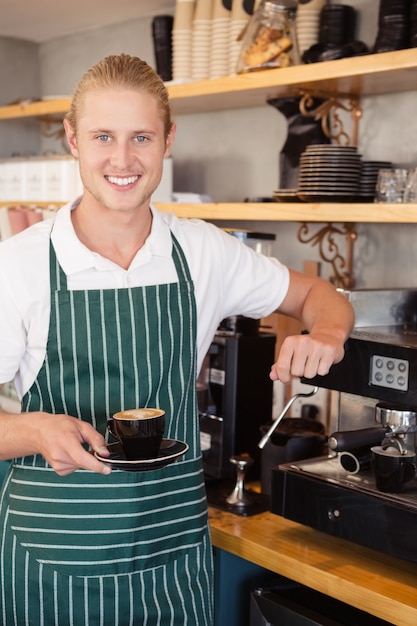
65, 54, 173, 139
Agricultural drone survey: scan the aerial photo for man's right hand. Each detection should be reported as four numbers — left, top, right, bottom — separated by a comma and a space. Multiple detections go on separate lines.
0, 411, 111, 476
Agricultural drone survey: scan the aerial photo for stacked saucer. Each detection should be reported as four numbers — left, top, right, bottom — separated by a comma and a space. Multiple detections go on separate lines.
358, 160, 393, 202
297, 144, 362, 202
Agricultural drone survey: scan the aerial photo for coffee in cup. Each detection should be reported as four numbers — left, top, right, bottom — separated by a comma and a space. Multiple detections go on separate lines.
108, 408, 166, 460
371, 445, 416, 493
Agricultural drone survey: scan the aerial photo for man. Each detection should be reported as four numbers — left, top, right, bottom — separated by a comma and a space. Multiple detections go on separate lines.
0, 54, 354, 625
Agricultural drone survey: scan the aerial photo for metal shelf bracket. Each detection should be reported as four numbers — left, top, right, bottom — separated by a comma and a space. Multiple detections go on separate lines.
299, 91, 362, 146
297, 221, 357, 289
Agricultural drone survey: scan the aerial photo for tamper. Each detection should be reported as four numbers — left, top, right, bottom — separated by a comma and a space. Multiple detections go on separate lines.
226, 455, 254, 506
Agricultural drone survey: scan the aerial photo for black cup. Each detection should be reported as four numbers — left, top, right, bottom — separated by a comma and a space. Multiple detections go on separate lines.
339, 447, 371, 474
108, 408, 166, 460
152, 15, 173, 82
371, 445, 416, 493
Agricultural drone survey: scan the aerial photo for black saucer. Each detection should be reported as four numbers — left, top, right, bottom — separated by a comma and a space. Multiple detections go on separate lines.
94, 439, 189, 472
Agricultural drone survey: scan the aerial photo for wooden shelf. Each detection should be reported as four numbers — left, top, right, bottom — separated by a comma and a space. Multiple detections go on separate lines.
1, 50, 415, 227
156, 201, 417, 223
3, 201, 417, 223
167, 49, 417, 115
0, 50, 415, 121
0, 98, 71, 120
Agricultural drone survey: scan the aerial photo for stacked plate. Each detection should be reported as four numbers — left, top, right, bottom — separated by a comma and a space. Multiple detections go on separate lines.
358, 160, 393, 202
297, 144, 362, 202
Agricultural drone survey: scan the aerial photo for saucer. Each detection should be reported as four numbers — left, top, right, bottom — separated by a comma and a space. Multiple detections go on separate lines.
94, 439, 189, 472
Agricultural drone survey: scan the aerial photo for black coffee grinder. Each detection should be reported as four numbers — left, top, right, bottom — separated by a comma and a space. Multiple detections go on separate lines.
198, 327, 276, 483
199, 229, 277, 485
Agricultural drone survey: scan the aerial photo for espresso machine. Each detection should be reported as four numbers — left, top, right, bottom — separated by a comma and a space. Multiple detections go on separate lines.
270, 288, 417, 564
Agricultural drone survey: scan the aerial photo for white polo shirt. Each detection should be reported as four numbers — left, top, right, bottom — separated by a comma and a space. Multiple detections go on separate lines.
0, 200, 289, 398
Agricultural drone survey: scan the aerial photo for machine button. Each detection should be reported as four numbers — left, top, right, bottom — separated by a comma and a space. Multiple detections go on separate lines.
327, 507, 341, 522
370, 354, 409, 391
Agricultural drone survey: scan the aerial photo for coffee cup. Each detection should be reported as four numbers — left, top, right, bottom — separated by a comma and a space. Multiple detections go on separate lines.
108, 408, 166, 460
371, 445, 416, 493
339, 447, 371, 474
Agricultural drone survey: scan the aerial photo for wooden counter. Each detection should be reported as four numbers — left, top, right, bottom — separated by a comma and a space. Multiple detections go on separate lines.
208, 507, 417, 625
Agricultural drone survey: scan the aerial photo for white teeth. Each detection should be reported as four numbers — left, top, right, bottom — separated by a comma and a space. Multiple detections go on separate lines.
107, 175, 138, 186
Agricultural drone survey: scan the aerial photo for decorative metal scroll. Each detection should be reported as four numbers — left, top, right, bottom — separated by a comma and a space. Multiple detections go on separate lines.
297, 222, 357, 289
299, 92, 362, 147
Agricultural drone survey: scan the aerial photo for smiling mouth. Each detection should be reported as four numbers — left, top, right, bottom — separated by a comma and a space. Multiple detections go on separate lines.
106, 175, 139, 186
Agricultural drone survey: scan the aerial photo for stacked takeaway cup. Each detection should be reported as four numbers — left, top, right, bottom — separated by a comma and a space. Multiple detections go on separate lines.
295, 0, 326, 58
191, 0, 213, 80
209, 0, 232, 78
172, 0, 195, 81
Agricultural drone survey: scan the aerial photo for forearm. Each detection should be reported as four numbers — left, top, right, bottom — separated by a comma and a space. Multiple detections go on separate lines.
299, 279, 355, 343
271, 272, 355, 383
0, 409, 48, 460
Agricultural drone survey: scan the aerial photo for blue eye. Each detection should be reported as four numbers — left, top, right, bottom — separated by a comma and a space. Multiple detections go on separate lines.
98, 135, 110, 142
134, 135, 147, 143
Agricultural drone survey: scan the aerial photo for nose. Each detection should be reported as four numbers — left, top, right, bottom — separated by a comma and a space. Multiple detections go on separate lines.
110, 140, 134, 170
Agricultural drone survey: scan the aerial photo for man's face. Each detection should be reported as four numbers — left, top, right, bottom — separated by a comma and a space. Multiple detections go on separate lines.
64, 88, 175, 215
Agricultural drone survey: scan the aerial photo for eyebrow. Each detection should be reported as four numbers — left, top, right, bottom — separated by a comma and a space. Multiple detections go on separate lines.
88, 128, 158, 136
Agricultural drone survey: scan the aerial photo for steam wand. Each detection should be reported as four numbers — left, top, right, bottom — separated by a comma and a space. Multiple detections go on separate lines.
258, 386, 319, 449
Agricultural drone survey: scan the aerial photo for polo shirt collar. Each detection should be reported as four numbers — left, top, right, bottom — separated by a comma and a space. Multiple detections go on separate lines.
51, 199, 173, 276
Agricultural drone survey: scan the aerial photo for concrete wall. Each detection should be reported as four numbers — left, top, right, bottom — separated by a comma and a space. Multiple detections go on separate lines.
2, 1, 417, 288
0, 37, 40, 157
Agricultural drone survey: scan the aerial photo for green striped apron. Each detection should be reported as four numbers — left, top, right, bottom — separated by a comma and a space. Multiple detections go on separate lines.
0, 233, 213, 625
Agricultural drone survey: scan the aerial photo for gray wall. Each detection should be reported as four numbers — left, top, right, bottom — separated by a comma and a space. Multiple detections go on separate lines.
1, 0, 417, 288
0, 37, 40, 157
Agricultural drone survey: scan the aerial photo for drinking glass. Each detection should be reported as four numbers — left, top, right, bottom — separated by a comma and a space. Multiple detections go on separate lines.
375, 168, 408, 203
403, 168, 417, 203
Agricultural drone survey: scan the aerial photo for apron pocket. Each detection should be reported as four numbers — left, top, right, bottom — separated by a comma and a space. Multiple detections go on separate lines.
8, 457, 208, 577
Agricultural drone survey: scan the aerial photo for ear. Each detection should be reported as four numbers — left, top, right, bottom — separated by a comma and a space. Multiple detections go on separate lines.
63, 119, 79, 158
163, 123, 176, 158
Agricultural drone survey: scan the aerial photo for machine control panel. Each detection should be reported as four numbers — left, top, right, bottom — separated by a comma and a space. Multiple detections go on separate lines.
370, 354, 409, 391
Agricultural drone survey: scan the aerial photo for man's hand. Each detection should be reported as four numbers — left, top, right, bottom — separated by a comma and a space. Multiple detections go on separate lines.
269, 331, 346, 384
270, 269, 354, 384
1, 411, 111, 476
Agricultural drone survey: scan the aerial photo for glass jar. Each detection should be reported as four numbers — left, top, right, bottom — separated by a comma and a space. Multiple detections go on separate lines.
236, 0, 300, 74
